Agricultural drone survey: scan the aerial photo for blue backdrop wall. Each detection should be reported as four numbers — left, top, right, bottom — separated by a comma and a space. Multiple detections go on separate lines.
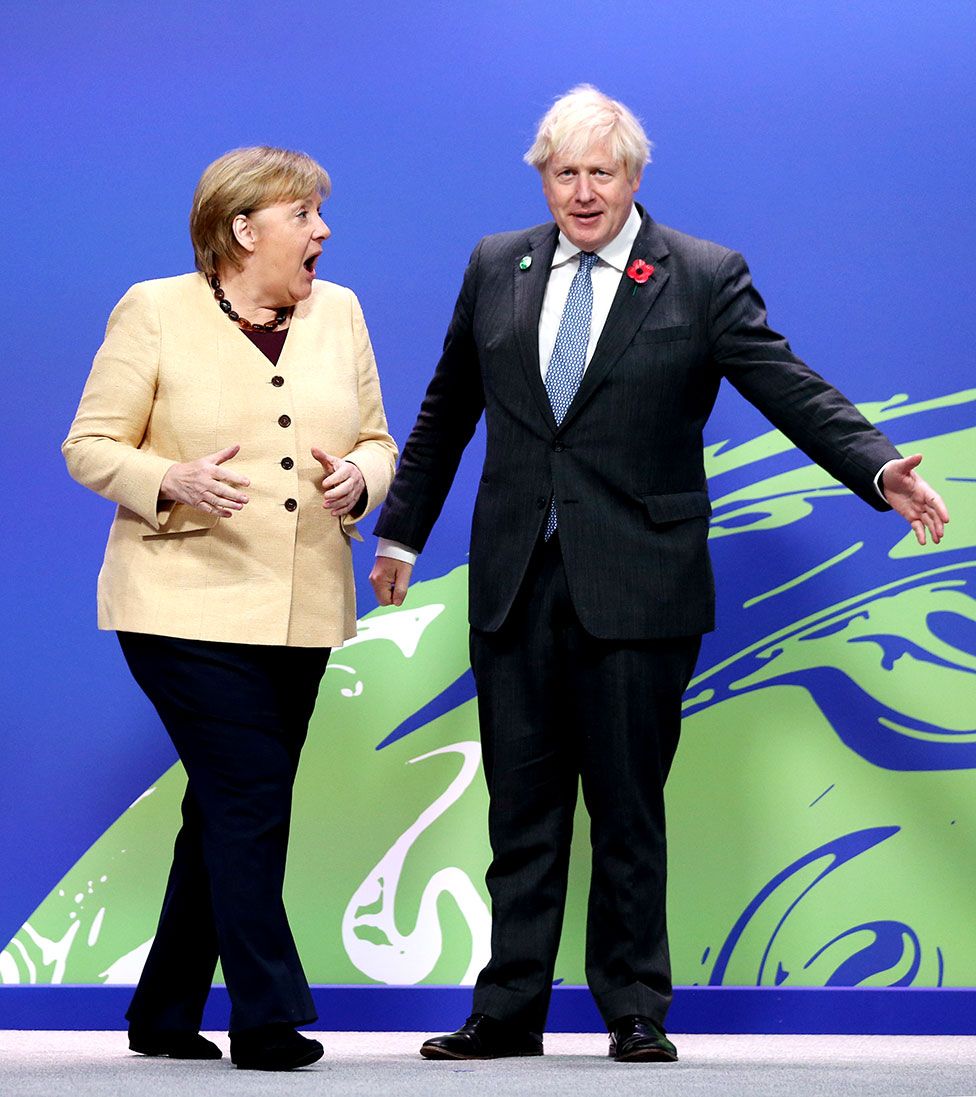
2, 1, 974, 1028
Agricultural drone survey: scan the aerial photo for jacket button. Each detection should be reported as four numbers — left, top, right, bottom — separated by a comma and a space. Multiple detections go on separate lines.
278, 414, 291, 428
280, 456, 294, 470
284, 498, 298, 512
536, 497, 546, 509
271, 375, 284, 387
552, 441, 565, 452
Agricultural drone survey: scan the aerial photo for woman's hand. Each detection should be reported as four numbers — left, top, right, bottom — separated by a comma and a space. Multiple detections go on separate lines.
312, 447, 365, 516
159, 444, 250, 518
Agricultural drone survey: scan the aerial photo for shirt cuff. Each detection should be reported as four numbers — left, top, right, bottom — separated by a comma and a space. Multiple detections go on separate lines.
875, 460, 897, 503
376, 537, 419, 565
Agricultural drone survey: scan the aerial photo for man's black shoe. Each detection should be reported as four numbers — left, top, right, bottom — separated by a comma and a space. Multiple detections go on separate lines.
420, 1013, 543, 1059
128, 1028, 222, 1059
608, 1015, 677, 1062
230, 1023, 323, 1071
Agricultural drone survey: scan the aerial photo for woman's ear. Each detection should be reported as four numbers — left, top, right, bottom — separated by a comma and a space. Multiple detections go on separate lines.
232, 213, 256, 253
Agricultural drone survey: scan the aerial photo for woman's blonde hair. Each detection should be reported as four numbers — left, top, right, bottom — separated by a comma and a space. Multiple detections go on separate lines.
524, 85, 651, 182
189, 146, 331, 278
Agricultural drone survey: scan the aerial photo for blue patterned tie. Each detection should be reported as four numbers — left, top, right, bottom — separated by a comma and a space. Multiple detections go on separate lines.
544, 251, 598, 540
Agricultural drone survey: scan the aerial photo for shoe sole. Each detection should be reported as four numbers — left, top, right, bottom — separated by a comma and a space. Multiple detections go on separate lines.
131, 1051, 222, 1060
129, 1044, 222, 1061
612, 1049, 678, 1063
420, 1046, 544, 1060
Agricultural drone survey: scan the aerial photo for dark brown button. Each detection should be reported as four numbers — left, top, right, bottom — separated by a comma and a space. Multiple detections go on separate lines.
284, 498, 298, 512
278, 414, 291, 428
271, 375, 284, 387
280, 456, 294, 470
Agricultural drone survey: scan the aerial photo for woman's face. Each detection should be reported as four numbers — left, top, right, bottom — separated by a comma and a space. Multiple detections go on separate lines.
240, 192, 330, 306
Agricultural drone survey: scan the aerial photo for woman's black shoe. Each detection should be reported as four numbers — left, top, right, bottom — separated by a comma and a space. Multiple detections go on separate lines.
230, 1023, 324, 1071
128, 1029, 222, 1059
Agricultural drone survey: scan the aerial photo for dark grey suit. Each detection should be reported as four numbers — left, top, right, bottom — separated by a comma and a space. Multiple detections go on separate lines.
375, 206, 899, 1028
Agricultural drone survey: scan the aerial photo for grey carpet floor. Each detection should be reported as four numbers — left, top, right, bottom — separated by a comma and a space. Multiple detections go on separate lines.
1, 1031, 975, 1096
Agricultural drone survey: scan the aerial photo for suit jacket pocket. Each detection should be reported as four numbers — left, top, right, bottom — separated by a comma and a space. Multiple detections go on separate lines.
642, 490, 712, 526
141, 504, 219, 540
632, 323, 691, 345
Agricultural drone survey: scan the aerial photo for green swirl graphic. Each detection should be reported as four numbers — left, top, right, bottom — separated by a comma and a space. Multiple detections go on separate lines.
3, 393, 973, 989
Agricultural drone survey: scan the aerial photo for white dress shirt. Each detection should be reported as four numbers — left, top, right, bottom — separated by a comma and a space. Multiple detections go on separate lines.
377, 204, 890, 564
538, 203, 642, 379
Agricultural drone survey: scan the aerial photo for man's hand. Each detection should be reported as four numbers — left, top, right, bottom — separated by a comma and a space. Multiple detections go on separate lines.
370, 555, 414, 606
311, 447, 366, 517
882, 454, 949, 545
159, 443, 250, 517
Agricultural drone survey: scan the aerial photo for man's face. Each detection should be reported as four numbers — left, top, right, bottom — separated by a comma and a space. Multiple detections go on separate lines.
540, 141, 641, 252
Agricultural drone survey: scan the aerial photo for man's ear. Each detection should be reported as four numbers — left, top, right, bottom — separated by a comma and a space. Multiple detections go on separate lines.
232, 213, 256, 253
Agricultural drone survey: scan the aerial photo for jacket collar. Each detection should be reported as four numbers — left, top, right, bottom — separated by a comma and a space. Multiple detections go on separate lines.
203, 271, 314, 376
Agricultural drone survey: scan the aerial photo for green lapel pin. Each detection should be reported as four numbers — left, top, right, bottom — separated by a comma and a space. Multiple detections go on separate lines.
519, 255, 532, 271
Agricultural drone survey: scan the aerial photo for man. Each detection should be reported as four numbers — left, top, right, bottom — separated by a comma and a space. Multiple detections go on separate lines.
370, 86, 948, 1062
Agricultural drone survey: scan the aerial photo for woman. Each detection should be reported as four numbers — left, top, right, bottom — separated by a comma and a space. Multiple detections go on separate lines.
63, 147, 397, 1071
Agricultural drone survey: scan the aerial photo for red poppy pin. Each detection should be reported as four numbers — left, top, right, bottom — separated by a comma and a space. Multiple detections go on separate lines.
626, 259, 654, 294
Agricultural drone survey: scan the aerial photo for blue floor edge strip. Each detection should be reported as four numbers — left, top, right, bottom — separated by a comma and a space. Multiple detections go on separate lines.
3, 985, 976, 1034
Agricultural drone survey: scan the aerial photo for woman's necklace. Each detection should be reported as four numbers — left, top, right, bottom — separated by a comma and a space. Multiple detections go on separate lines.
209, 275, 290, 332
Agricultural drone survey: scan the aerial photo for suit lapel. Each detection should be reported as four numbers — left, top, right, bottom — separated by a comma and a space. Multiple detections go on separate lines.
276, 285, 314, 372
513, 223, 560, 431
559, 209, 671, 432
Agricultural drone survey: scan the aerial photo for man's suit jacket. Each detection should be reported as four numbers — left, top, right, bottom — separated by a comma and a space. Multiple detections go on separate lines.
64, 273, 397, 647
375, 207, 900, 640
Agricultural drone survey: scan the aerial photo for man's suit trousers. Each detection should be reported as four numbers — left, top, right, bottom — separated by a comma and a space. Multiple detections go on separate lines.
468, 536, 700, 1030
